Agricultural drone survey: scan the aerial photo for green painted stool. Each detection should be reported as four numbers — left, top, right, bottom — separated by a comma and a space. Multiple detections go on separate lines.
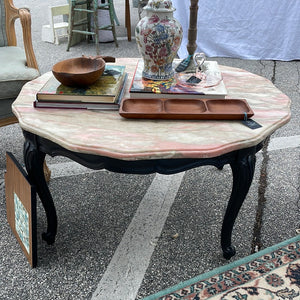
67, 0, 118, 54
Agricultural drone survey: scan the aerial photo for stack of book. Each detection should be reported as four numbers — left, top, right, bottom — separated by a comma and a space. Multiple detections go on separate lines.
129, 59, 227, 100
34, 65, 127, 110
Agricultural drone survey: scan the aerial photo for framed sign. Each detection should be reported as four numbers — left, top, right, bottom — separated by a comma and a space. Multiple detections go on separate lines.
5, 152, 37, 268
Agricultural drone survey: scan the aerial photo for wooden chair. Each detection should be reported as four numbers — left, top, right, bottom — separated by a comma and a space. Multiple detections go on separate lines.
42, 4, 69, 45
0, 0, 51, 181
0, 0, 39, 127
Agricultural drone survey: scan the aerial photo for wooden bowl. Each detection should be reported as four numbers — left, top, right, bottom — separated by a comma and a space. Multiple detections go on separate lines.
52, 56, 106, 87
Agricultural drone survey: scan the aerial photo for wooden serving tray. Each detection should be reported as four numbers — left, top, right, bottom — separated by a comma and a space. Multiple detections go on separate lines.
119, 98, 254, 120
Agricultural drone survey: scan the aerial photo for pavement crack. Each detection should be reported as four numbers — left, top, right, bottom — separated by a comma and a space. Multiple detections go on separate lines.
251, 137, 270, 253
271, 61, 276, 84
296, 63, 300, 92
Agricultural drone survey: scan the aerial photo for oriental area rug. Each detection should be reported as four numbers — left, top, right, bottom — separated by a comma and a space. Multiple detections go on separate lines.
144, 235, 300, 300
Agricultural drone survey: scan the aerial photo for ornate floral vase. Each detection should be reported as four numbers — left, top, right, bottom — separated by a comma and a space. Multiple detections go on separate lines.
135, 0, 183, 80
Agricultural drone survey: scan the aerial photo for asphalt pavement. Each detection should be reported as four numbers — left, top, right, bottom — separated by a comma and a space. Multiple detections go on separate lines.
0, 1, 299, 299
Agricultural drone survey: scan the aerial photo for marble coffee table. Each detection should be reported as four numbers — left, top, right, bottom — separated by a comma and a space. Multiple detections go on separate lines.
12, 58, 291, 259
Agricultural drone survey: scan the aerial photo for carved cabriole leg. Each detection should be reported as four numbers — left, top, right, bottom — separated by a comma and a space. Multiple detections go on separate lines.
221, 150, 256, 259
23, 134, 57, 245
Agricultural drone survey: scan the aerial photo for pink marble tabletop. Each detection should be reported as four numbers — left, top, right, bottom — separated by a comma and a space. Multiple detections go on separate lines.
12, 58, 291, 160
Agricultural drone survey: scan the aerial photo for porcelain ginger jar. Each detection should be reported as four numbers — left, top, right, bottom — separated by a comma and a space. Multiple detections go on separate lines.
135, 0, 183, 80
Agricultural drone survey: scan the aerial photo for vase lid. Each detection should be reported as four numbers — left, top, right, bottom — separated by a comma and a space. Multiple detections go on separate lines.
144, 0, 176, 12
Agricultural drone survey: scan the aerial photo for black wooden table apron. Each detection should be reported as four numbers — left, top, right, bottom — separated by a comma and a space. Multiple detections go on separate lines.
23, 130, 264, 260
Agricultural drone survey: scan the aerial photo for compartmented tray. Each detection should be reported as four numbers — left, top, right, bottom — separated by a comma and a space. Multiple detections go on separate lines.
119, 98, 254, 120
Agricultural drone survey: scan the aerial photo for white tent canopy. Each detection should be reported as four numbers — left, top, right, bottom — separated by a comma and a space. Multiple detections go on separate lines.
173, 0, 300, 61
